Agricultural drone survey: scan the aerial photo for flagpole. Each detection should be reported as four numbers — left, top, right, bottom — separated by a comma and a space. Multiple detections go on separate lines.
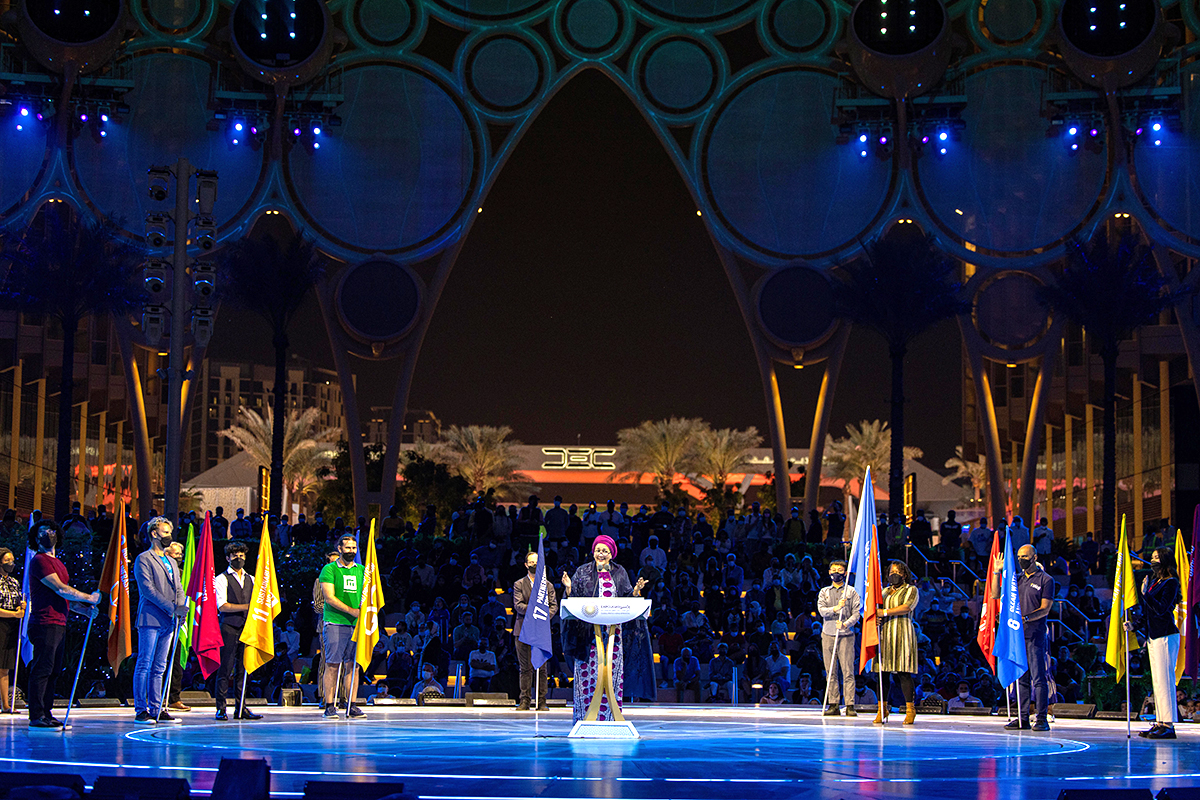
822, 591, 845, 711
62, 611, 96, 730
239, 668, 249, 718
347, 662, 358, 719
153, 620, 182, 723
1124, 601, 1131, 739
10, 600, 26, 713
1005, 681, 1011, 722
334, 661, 343, 711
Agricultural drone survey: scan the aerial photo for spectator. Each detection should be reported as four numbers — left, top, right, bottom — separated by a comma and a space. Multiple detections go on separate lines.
968, 517, 992, 562
722, 553, 745, 594
452, 611, 480, 661
673, 646, 701, 699
761, 681, 787, 705
708, 643, 735, 702
947, 680, 981, 709
0, 547, 23, 713
411, 662, 444, 700
1007, 516, 1030, 551
910, 510, 933, 552
793, 673, 819, 705
544, 496, 569, 546
1032, 518, 1054, 556
466, 639, 498, 693
763, 642, 791, 694
641, 535, 667, 571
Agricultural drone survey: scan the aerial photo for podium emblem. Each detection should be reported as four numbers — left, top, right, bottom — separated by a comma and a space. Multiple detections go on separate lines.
583, 604, 598, 618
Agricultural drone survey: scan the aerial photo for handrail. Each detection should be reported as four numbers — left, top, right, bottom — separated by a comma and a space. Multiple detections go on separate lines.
949, 560, 982, 587
936, 578, 968, 601
1050, 619, 1085, 644
1053, 598, 1099, 639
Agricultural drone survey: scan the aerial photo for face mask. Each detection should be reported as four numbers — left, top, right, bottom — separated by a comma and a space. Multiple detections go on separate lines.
230, 557, 246, 570
830, 573, 845, 584
1018, 557, 1034, 570
38, 532, 56, 551
959, 691, 970, 699
887, 573, 903, 587
157, 533, 173, 548
527, 564, 537, 573
0, 562, 12, 574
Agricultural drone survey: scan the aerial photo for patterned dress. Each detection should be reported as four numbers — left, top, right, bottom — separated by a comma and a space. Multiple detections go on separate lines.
0, 572, 21, 671
879, 583, 919, 674
572, 570, 625, 723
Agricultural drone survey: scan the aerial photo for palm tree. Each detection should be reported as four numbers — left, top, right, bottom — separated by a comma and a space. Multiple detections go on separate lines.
832, 229, 967, 513
0, 206, 142, 519
613, 417, 707, 500
1037, 233, 1184, 543
943, 445, 988, 504
219, 232, 324, 518
824, 420, 922, 511
694, 426, 762, 511
219, 406, 339, 513
437, 424, 531, 499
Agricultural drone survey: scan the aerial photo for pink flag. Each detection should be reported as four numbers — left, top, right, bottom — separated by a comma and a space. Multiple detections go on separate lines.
186, 512, 223, 679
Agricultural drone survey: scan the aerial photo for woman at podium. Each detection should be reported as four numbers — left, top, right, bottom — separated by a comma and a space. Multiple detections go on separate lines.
561, 535, 656, 723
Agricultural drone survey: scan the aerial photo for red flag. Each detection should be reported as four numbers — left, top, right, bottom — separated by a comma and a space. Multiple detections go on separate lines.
860, 525, 882, 669
97, 498, 132, 673
976, 530, 1001, 672
1185, 505, 1200, 682
187, 512, 223, 679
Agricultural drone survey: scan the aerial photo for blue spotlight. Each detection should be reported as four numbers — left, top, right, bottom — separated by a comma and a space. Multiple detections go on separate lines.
234, 121, 244, 132
19, 107, 30, 117
312, 125, 322, 136
938, 130, 948, 141
1067, 125, 1078, 136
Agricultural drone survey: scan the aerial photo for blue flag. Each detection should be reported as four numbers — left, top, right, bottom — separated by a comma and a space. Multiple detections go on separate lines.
18, 546, 33, 664
994, 531, 1028, 688
847, 466, 877, 603
517, 526, 554, 669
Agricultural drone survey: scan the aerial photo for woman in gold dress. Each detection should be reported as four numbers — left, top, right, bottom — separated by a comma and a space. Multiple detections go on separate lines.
874, 561, 919, 725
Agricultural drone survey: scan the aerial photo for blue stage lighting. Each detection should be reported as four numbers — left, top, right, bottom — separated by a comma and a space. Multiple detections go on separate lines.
1154, 138, 1162, 146
313, 125, 322, 136
100, 130, 108, 138
314, 142, 321, 150
939, 147, 947, 154
858, 132, 868, 144
293, 127, 302, 136
235, 122, 244, 132
19, 107, 29, 117
938, 131, 948, 141
232, 138, 240, 145
859, 149, 868, 157
1067, 125, 1078, 136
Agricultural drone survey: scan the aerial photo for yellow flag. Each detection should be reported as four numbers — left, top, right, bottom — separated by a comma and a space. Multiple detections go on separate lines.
1105, 515, 1139, 682
1177, 529, 1191, 683
352, 520, 386, 673
239, 518, 282, 674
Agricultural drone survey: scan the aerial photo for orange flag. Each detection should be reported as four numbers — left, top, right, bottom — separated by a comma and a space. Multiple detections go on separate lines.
859, 524, 882, 669
97, 498, 132, 673
976, 530, 1001, 672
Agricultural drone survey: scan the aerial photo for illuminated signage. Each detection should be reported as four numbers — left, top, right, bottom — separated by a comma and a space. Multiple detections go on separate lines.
541, 447, 617, 470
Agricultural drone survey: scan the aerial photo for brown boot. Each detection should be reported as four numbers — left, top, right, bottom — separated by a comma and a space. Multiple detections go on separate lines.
903, 703, 916, 725
873, 704, 887, 724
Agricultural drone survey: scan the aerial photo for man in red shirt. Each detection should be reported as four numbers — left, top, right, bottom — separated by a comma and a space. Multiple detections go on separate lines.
27, 522, 100, 729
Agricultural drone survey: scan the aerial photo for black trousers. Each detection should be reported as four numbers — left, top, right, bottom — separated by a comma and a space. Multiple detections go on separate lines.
27, 623, 66, 721
1017, 633, 1050, 722
216, 624, 246, 710
515, 640, 546, 705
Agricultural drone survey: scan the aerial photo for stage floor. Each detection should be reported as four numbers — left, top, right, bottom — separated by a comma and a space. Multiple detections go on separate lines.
1, 705, 1196, 799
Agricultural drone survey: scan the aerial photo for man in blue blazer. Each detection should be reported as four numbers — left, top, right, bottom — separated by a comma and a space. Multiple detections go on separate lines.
133, 517, 187, 724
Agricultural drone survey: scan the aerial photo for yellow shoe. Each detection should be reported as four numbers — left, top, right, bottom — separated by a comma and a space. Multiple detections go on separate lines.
903, 703, 916, 725
873, 705, 887, 724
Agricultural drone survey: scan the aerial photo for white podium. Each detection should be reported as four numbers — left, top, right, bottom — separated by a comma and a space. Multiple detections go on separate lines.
561, 596, 651, 739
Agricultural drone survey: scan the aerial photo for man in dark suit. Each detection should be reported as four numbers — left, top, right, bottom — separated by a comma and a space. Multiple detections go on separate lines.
512, 549, 559, 711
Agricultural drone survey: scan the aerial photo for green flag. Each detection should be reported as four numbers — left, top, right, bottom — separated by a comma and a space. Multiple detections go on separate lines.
177, 524, 197, 668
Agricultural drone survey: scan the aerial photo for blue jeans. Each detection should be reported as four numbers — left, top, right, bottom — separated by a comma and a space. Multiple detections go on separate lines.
134, 625, 174, 715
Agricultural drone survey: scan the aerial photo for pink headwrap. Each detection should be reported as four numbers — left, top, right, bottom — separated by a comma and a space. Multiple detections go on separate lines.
592, 534, 618, 558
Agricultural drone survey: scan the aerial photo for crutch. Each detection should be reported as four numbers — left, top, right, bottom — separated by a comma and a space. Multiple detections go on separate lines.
60, 609, 97, 730
821, 589, 846, 712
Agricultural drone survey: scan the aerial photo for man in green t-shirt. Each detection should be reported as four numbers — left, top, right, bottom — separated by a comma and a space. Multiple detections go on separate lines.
319, 535, 366, 719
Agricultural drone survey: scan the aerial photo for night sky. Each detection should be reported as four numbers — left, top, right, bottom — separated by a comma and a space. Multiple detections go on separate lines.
210, 70, 963, 469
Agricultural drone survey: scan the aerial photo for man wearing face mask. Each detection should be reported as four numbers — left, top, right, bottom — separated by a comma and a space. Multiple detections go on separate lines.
947, 680, 981, 709
513, 549, 559, 710
132, 517, 187, 724
213, 541, 261, 721
818, 560, 861, 716
991, 544, 1054, 731
26, 523, 100, 728
320, 535, 365, 719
